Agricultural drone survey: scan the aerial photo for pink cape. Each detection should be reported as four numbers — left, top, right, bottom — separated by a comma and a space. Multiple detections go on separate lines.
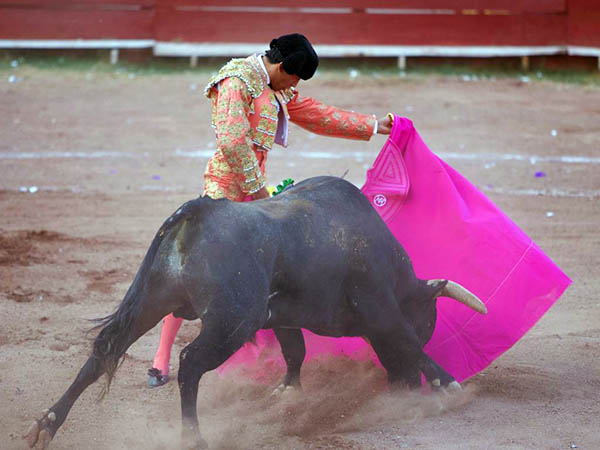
220, 115, 571, 383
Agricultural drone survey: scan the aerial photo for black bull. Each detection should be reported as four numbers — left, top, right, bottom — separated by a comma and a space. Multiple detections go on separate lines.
25, 176, 486, 449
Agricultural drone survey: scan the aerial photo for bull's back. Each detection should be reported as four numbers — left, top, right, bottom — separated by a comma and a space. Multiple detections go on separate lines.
277, 176, 399, 249
256, 177, 411, 295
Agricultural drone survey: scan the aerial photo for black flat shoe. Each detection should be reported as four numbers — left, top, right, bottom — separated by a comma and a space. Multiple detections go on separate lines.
147, 367, 169, 388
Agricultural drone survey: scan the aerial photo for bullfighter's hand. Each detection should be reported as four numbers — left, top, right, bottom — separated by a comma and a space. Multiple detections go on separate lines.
376, 115, 393, 135
251, 186, 271, 200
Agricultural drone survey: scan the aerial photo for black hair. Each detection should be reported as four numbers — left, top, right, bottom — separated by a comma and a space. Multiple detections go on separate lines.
265, 47, 284, 64
265, 33, 319, 80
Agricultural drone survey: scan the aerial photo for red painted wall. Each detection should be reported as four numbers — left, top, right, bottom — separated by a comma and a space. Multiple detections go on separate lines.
0, 1, 155, 39
153, 1, 568, 46
0, 1, 597, 47
567, 0, 600, 47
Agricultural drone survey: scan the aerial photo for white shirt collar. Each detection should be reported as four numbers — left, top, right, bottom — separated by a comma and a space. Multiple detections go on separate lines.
256, 53, 270, 84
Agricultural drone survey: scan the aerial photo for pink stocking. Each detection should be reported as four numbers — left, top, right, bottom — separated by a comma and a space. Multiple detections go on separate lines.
152, 313, 183, 375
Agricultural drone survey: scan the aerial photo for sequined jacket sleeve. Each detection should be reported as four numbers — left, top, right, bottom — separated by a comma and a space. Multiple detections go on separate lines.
214, 77, 265, 194
286, 92, 376, 141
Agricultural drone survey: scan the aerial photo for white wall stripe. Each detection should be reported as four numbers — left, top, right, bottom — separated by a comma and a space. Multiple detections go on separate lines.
173, 149, 600, 165
0, 151, 140, 159
2, 149, 599, 165
366, 8, 455, 15
176, 6, 353, 14
299, 7, 353, 14
174, 6, 456, 15
5, 184, 598, 198
153, 42, 569, 58
0, 39, 154, 49
482, 186, 600, 198
437, 152, 600, 164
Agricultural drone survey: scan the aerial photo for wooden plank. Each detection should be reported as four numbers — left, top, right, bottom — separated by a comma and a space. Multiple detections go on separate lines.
0, 1, 575, 47
567, 0, 600, 47
0, 9, 154, 39
154, 10, 565, 46
0, 39, 155, 48
522, 14, 566, 45
154, 0, 565, 14
153, 42, 566, 57
0, 0, 155, 6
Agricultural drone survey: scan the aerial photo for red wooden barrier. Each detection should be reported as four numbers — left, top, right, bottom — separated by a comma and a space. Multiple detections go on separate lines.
0, 1, 597, 51
154, 0, 565, 12
567, 0, 600, 47
0, 0, 155, 39
152, 0, 568, 46
154, 12, 566, 46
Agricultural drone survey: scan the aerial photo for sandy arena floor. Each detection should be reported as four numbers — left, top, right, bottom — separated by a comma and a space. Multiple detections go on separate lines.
1, 65, 599, 450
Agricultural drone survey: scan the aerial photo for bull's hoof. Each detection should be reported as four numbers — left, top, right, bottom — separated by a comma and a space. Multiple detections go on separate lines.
147, 368, 169, 388
181, 438, 208, 450
36, 429, 53, 450
24, 410, 55, 449
270, 383, 296, 397
437, 380, 462, 396
447, 381, 462, 392
24, 420, 40, 448
430, 378, 460, 392
181, 432, 208, 450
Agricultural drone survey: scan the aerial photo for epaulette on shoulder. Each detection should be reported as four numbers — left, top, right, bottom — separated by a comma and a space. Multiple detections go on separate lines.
203, 57, 265, 99
278, 87, 297, 104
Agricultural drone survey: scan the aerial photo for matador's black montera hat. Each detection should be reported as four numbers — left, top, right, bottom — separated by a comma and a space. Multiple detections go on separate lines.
269, 33, 319, 80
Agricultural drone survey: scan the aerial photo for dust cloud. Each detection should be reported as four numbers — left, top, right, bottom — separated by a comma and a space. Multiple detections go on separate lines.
179, 357, 475, 450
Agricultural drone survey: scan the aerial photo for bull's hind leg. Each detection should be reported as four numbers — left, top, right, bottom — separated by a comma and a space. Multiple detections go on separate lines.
24, 298, 171, 449
177, 309, 264, 450
273, 328, 306, 391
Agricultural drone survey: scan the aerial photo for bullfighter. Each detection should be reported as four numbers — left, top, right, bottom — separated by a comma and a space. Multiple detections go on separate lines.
147, 33, 393, 387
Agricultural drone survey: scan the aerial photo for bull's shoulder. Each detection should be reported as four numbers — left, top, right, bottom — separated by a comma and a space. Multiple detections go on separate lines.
157, 196, 230, 231
292, 176, 357, 192
292, 176, 370, 208
280, 176, 362, 203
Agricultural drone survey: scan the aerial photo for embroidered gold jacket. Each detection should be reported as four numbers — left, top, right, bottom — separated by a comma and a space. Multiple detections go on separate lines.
203, 54, 377, 200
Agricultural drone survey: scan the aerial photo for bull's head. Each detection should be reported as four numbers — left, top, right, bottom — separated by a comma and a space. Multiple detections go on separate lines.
404, 279, 487, 349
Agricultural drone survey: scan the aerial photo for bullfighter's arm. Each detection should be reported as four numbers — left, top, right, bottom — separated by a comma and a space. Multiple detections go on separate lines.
286, 92, 377, 141
214, 77, 265, 194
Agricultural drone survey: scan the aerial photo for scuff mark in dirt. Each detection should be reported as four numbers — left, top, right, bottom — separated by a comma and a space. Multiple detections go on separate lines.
80, 269, 132, 294
0, 229, 71, 266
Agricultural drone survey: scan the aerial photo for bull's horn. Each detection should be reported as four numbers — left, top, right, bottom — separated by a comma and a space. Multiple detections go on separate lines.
436, 280, 488, 314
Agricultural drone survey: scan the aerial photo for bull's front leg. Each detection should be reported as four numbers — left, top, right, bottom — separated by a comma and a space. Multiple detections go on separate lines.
365, 310, 460, 391
418, 354, 460, 390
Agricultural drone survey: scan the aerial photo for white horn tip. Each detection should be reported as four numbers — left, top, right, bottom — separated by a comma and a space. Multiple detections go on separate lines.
448, 381, 462, 391
475, 302, 488, 315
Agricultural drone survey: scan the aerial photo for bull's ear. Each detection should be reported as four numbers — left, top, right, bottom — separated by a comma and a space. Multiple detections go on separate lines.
425, 279, 448, 299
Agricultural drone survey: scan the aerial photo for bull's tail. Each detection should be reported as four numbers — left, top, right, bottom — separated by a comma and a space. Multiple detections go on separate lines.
24, 207, 195, 450
90, 288, 140, 398
89, 229, 165, 397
